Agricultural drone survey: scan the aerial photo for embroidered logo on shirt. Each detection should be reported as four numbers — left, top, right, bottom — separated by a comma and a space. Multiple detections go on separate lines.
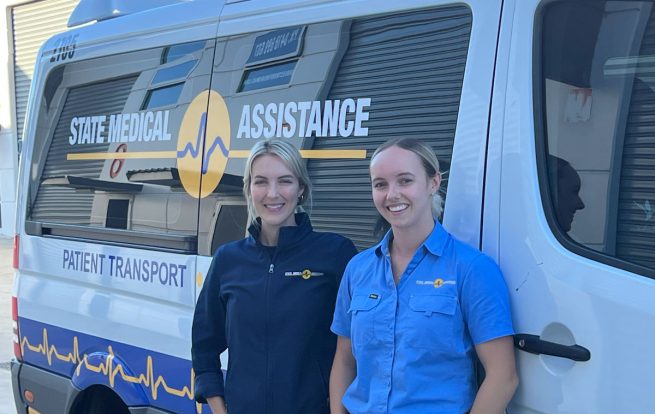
369, 293, 379, 299
416, 278, 456, 288
285, 269, 324, 279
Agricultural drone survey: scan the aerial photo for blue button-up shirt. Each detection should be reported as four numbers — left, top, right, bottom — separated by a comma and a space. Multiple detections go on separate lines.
331, 223, 513, 414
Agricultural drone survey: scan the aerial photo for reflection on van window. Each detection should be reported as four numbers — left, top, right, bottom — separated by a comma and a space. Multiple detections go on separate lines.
26, 39, 217, 253
152, 60, 198, 85
162, 40, 205, 63
26, 5, 473, 255
239, 61, 297, 92
199, 5, 473, 251
142, 83, 184, 109
542, 1, 655, 271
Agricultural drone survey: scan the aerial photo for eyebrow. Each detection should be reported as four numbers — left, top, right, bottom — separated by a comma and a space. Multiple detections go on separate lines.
253, 174, 295, 180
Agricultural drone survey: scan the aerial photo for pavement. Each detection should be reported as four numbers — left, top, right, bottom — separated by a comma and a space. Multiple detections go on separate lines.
0, 236, 18, 414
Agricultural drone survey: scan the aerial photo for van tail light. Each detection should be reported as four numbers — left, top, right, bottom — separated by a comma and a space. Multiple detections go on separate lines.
12, 296, 22, 361
12, 235, 19, 270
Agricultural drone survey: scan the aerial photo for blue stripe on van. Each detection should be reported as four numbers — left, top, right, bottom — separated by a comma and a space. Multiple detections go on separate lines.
19, 317, 208, 414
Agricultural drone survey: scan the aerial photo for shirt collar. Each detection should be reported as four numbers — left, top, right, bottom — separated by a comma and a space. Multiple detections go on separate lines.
374, 221, 448, 257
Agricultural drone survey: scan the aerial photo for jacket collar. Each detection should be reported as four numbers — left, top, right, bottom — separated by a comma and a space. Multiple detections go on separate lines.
248, 212, 313, 249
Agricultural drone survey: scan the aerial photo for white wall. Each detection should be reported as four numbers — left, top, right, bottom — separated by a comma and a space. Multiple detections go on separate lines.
0, 0, 27, 237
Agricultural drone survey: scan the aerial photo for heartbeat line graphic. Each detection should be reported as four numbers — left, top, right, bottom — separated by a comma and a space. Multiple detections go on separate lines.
176, 112, 229, 174
22, 328, 205, 414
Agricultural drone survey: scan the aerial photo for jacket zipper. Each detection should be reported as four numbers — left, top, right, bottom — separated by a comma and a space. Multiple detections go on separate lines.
265, 252, 276, 414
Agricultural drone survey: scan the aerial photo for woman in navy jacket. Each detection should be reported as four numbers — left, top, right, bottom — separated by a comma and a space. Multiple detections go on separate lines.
192, 139, 357, 414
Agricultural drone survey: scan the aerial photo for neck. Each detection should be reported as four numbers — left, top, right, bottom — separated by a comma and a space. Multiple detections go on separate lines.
390, 219, 435, 256
259, 223, 280, 246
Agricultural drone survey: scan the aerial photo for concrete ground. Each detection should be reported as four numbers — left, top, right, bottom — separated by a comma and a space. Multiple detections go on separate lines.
0, 236, 18, 414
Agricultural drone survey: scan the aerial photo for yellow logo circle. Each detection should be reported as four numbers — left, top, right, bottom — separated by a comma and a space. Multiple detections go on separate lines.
433, 278, 444, 288
177, 90, 231, 198
302, 269, 312, 280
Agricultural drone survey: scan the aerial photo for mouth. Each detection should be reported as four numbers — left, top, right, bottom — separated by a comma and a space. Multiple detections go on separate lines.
387, 203, 409, 213
264, 203, 285, 212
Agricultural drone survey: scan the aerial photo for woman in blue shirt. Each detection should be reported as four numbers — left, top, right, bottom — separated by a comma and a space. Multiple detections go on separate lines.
192, 139, 357, 414
330, 138, 517, 414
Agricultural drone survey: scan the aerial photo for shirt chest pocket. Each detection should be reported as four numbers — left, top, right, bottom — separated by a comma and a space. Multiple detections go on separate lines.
348, 294, 381, 347
407, 294, 460, 350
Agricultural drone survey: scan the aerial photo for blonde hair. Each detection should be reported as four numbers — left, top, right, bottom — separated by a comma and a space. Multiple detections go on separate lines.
243, 139, 312, 225
371, 138, 443, 219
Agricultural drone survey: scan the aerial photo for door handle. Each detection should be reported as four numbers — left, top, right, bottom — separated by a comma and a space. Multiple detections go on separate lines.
514, 334, 591, 362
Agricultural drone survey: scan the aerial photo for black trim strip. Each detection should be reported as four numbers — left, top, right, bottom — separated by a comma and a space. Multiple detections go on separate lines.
26, 220, 197, 254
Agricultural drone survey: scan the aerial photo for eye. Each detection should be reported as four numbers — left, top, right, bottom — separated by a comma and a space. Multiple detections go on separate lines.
399, 178, 413, 185
253, 179, 267, 185
373, 182, 387, 189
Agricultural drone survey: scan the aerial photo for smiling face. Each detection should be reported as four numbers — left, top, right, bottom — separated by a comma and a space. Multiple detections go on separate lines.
250, 154, 304, 234
370, 145, 440, 232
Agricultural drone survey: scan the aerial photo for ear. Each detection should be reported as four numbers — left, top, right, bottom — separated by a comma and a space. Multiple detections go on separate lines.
430, 172, 441, 194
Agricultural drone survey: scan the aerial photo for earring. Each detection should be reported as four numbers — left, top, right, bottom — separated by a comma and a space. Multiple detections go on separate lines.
298, 194, 304, 204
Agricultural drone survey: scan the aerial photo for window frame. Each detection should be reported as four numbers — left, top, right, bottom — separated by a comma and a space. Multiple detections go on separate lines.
533, 0, 655, 280
24, 44, 212, 255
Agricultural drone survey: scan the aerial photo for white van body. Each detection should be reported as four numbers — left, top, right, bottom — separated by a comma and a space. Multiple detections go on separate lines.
11, 0, 655, 413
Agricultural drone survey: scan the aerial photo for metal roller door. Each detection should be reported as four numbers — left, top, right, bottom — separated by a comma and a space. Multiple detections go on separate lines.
30, 76, 138, 223
617, 16, 655, 269
308, 5, 472, 249
12, 0, 78, 143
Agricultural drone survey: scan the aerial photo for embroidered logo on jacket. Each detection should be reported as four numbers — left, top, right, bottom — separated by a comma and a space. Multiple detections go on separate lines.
285, 269, 324, 279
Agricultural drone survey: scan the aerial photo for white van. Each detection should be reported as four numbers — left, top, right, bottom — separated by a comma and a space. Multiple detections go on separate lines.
11, 0, 655, 412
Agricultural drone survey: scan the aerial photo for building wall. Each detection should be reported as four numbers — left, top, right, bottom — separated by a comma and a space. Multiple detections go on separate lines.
0, 0, 77, 237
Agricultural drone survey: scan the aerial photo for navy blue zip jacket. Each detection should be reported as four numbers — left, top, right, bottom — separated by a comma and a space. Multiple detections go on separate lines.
192, 213, 357, 414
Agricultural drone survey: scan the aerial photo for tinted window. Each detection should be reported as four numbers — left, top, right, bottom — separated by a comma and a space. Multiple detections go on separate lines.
162, 40, 206, 63
198, 5, 473, 253
540, 1, 655, 274
27, 40, 217, 252
142, 83, 184, 109
152, 60, 198, 85
239, 61, 297, 92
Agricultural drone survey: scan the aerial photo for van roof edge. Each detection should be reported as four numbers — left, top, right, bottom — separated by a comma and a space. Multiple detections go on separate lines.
67, 0, 194, 28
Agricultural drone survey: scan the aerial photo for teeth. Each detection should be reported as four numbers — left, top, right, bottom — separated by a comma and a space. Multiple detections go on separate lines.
388, 204, 408, 212
265, 203, 284, 210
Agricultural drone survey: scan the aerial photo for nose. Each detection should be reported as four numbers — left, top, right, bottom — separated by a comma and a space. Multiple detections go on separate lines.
266, 182, 279, 198
386, 183, 400, 200
576, 195, 585, 210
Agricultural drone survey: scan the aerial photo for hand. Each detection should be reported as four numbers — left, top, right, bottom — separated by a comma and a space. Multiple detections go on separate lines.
207, 396, 227, 414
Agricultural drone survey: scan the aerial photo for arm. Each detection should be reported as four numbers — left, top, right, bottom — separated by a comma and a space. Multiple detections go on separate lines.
329, 336, 356, 414
469, 336, 518, 414
207, 396, 228, 414
192, 254, 228, 407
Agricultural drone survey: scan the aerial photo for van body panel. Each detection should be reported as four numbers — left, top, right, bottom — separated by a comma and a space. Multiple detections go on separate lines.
17, 236, 196, 357
14, 1, 485, 412
18, 0, 655, 412
494, 0, 655, 412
